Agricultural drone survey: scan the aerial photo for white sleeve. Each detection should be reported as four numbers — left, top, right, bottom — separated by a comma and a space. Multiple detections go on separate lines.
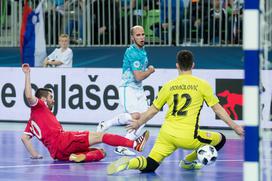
47, 49, 57, 60
61, 49, 73, 66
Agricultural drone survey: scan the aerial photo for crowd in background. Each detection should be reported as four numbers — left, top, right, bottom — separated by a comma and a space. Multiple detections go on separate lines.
0, 0, 244, 46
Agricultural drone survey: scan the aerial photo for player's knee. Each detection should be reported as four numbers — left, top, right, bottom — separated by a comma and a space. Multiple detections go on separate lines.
140, 157, 160, 173
214, 133, 226, 151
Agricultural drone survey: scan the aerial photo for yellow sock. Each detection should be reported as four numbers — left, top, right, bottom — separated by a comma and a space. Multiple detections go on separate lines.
128, 156, 147, 170
185, 151, 197, 162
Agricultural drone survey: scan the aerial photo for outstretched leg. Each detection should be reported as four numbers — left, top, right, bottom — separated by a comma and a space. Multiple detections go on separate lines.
110, 112, 142, 156
97, 113, 135, 132
115, 124, 146, 156
88, 130, 149, 152
181, 131, 226, 170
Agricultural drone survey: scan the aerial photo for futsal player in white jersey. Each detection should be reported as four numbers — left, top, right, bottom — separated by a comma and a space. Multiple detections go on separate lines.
97, 25, 155, 156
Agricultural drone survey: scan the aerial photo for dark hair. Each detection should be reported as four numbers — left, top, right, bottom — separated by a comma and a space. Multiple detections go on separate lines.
35, 88, 52, 99
176, 50, 194, 71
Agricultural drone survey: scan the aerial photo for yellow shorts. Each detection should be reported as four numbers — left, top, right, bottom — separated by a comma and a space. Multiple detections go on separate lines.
149, 130, 222, 163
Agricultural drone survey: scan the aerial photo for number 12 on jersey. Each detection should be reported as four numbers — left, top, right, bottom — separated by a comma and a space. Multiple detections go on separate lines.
172, 93, 192, 116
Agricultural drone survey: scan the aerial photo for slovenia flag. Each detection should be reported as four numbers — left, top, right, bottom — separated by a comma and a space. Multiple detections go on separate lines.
20, 0, 47, 67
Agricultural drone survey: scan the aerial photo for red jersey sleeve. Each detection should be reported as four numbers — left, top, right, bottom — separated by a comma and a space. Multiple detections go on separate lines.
24, 99, 44, 138
31, 99, 44, 110
24, 121, 33, 138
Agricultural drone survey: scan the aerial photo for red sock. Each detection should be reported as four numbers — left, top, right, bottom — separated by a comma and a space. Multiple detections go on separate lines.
84, 149, 105, 162
102, 133, 134, 148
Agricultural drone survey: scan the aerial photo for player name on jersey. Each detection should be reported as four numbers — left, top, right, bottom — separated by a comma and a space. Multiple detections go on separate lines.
170, 84, 198, 91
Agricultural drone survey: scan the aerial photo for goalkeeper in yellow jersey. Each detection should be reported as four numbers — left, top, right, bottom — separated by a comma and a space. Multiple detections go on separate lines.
107, 50, 244, 174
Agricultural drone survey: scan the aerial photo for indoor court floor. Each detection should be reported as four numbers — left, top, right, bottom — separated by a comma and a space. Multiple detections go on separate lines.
0, 125, 246, 181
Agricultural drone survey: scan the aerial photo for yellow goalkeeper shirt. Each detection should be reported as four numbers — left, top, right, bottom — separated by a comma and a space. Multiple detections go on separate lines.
153, 74, 219, 138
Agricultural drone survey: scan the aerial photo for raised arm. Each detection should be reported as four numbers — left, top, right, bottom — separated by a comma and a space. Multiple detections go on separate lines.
21, 134, 43, 159
212, 103, 244, 137
22, 64, 37, 106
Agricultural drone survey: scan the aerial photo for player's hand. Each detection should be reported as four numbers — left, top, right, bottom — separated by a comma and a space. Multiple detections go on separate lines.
131, 112, 141, 120
148, 65, 155, 74
31, 154, 43, 159
126, 119, 140, 133
43, 60, 49, 67
233, 124, 244, 137
22, 63, 30, 73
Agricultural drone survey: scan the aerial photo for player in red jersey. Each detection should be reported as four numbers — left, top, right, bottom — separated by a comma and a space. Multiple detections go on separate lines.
21, 63, 149, 162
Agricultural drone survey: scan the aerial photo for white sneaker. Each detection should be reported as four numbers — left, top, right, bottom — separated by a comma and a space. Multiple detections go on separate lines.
96, 121, 110, 132
114, 147, 136, 156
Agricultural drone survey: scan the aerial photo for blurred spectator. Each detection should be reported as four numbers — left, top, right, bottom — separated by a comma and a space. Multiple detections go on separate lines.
91, 0, 120, 44
225, 0, 243, 44
0, 0, 7, 28
64, 0, 84, 44
118, 0, 148, 44
144, 0, 160, 10
43, 34, 73, 68
209, 0, 227, 44
183, 0, 210, 44
156, 0, 184, 44
44, 0, 64, 44
54, 0, 65, 14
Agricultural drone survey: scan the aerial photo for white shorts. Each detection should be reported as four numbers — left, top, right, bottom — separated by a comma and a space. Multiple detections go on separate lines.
119, 86, 148, 113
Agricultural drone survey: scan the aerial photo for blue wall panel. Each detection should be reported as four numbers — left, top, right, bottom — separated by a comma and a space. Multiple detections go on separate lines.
0, 47, 244, 69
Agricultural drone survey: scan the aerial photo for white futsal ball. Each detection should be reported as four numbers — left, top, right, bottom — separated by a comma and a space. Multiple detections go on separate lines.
197, 145, 218, 165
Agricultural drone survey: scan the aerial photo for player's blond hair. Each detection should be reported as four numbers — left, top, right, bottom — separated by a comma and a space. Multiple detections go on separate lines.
59, 34, 69, 40
130, 25, 144, 36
